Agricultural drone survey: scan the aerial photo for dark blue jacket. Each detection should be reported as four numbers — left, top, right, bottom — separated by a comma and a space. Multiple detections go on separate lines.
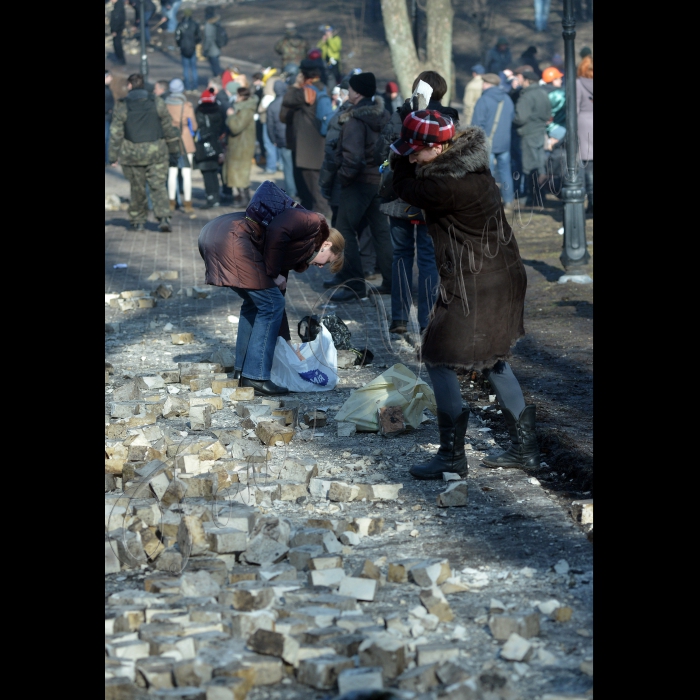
471, 86, 514, 155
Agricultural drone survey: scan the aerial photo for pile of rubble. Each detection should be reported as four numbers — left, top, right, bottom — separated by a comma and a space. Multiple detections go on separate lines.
105, 359, 591, 700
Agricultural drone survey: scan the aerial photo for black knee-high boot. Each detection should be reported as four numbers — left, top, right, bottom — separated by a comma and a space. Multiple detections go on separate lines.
482, 405, 541, 469
409, 409, 470, 480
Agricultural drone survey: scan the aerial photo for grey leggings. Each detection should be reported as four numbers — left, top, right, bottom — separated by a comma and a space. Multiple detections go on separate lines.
427, 362, 526, 421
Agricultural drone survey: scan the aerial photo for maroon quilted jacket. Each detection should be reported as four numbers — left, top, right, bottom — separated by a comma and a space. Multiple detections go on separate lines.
198, 208, 329, 290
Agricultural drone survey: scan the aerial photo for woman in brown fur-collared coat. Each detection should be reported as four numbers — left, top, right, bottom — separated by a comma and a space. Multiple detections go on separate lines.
390, 112, 540, 480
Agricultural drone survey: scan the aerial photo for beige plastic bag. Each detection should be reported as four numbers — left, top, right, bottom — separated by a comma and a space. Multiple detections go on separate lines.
334, 363, 437, 432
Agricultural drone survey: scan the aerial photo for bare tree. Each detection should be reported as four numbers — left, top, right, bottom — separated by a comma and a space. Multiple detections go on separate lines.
380, 0, 455, 103
467, 0, 494, 59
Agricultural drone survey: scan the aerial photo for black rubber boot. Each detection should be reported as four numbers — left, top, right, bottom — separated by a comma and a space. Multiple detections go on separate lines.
410, 409, 469, 480
232, 369, 242, 380
482, 405, 541, 469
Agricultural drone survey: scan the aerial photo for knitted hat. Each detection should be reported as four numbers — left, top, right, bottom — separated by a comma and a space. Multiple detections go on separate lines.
580, 46, 592, 58
200, 88, 216, 104
169, 78, 185, 94
390, 110, 455, 156
470, 64, 486, 74
482, 73, 501, 86
349, 72, 376, 98
386, 81, 399, 93
308, 49, 322, 60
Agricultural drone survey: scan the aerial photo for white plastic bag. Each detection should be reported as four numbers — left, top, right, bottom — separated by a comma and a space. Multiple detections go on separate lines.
270, 324, 338, 392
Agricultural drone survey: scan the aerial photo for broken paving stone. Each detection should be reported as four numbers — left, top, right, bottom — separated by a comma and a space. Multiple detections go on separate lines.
242, 517, 291, 565
397, 663, 439, 692
136, 375, 167, 390
255, 421, 294, 446
309, 555, 343, 571
190, 395, 224, 412
358, 634, 407, 679
219, 583, 275, 612
202, 676, 248, 700
189, 404, 212, 430
259, 562, 297, 583
163, 395, 189, 418
419, 586, 454, 622
225, 387, 255, 402
338, 576, 376, 601
180, 570, 221, 598
416, 644, 459, 666
437, 481, 468, 507
113, 380, 142, 402
387, 559, 423, 584
281, 458, 318, 484
339, 531, 360, 546
337, 422, 356, 437
500, 633, 533, 662
177, 515, 209, 557
159, 369, 180, 384
303, 410, 327, 427
378, 406, 406, 437
353, 517, 384, 537
371, 484, 403, 501
171, 333, 195, 345
212, 378, 239, 394
488, 611, 540, 641
288, 545, 325, 571
443, 472, 463, 481
553, 559, 570, 575
247, 629, 300, 666
337, 667, 384, 694
309, 568, 346, 588
155, 284, 173, 299
571, 499, 593, 525
297, 654, 354, 690
205, 526, 247, 554
409, 559, 452, 587
354, 559, 381, 581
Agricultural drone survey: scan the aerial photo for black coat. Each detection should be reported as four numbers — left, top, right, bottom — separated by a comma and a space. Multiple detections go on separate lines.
194, 102, 225, 171
110, 0, 126, 33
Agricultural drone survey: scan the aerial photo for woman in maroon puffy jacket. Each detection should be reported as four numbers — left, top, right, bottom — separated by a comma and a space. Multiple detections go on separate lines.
199, 208, 344, 396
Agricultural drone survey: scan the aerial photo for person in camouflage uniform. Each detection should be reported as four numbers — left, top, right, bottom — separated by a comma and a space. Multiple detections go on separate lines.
274, 22, 308, 74
109, 73, 180, 231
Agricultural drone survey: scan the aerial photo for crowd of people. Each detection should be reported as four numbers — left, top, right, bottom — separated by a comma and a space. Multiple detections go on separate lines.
465, 38, 594, 214
106, 5, 593, 480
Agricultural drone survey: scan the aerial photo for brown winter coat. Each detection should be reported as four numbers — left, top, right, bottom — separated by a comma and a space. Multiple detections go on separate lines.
336, 97, 389, 186
198, 208, 330, 290
224, 97, 257, 188
166, 99, 198, 153
391, 126, 527, 371
280, 83, 326, 170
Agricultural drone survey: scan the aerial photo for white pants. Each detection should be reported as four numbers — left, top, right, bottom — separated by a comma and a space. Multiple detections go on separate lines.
168, 153, 194, 202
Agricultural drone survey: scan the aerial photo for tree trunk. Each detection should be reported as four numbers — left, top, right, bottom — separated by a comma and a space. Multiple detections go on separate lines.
380, 0, 455, 104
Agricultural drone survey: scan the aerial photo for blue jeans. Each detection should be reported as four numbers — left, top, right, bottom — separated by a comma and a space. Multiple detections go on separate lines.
230, 286, 285, 380
105, 119, 111, 163
490, 150, 514, 204
262, 124, 278, 173
207, 54, 221, 77
534, 0, 551, 31
277, 147, 297, 197
142, 10, 153, 43
164, 1, 181, 33
182, 55, 198, 90
390, 217, 439, 330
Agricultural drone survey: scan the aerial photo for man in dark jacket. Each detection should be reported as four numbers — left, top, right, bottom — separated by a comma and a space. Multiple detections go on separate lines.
110, 0, 126, 65
512, 69, 552, 205
471, 73, 515, 207
280, 60, 332, 218
330, 72, 392, 301
109, 73, 180, 231
373, 70, 455, 332
485, 37, 512, 75
175, 8, 202, 91
267, 80, 297, 198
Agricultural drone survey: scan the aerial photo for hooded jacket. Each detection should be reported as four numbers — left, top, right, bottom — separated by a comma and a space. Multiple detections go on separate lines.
471, 86, 514, 154
391, 126, 527, 371
335, 97, 389, 186
513, 83, 551, 137
198, 208, 329, 290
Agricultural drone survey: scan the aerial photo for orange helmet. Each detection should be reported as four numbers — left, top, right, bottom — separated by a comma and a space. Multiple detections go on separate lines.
542, 66, 564, 83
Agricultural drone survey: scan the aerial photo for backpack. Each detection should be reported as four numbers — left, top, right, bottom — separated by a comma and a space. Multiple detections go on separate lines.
176, 19, 199, 58
215, 23, 228, 48
311, 84, 334, 136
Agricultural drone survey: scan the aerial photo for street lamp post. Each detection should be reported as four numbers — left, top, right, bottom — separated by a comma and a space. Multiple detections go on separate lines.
559, 0, 591, 283
139, 0, 149, 78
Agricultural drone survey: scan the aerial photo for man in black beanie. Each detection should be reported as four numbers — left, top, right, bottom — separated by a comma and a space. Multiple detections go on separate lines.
328, 72, 393, 301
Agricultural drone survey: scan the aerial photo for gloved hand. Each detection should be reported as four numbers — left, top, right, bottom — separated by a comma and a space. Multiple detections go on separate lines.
397, 98, 413, 122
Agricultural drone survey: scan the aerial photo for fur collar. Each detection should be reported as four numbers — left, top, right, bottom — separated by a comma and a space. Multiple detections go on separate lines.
416, 126, 490, 179
338, 99, 386, 126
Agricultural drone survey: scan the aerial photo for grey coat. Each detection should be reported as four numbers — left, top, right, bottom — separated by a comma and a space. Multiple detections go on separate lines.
576, 78, 593, 160
203, 20, 220, 58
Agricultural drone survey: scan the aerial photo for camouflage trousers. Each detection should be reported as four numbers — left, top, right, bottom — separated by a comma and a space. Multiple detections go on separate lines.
122, 161, 170, 224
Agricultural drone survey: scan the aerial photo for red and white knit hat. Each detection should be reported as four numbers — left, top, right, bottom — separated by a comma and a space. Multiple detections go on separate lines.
390, 110, 455, 156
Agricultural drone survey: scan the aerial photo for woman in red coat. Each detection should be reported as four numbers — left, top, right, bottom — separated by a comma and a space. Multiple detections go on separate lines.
199, 208, 344, 395
390, 111, 540, 479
